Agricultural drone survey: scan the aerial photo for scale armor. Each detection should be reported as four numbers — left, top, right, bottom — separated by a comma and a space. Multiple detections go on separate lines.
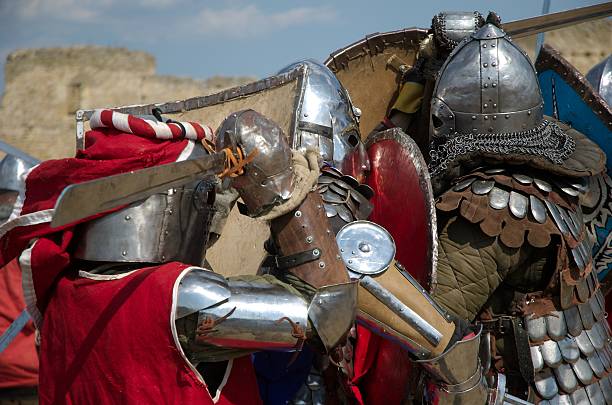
436, 164, 612, 403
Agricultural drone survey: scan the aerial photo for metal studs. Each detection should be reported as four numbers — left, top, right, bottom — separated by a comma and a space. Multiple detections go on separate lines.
492, 83, 497, 88
492, 62, 497, 67
122, 250, 127, 256
295, 210, 302, 217
483, 63, 488, 67
553, 363, 578, 393
509, 191, 528, 219
572, 357, 594, 385
484, 168, 505, 174
541, 340, 563, 367
124, 215, 131, 221
306, 236, 313, 243
534, 178, 552, 193
471, 180, 495, 195
534, 371, 559, 399
488, 187, 510, 209
472, 115, 477, 120
512, 173, 534, 184
564, 306, 582, 337
505, 115, 510, 119
531, 345, 544, 372
558, 336, 580, 363
530, 196, 547, 224
453, 177, 476, 192
484, 103, 488, 108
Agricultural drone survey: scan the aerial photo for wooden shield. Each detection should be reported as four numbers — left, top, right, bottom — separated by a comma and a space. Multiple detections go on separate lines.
73, 67, 308, 278
324, 28, 427, 138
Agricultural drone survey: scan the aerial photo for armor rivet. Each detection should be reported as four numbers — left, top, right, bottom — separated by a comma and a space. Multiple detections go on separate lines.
122, 250, 127, 256
483, 44, 487, 48
484, 84, 488, 88
168, 209, 173, 215
304, 113, 308, 117
125, 215, 131, 221
161, 255, 166, 261
318, 262, 326, 269
164, 231, 169, 235
492, 83, 497, 88
505, 115, 510, 119
348, 259, 353, 264
528, 111, 531, 115
313, 249, 320, 256
306, 236, 313, 243
486, 34, 491, 37
492, 62, 497, 67
358, 242, 371, 253
295, 210, 302, 217
484, 103, 488, 108
340, 248, 344, 252
483, 63, 488, 67
471, 115, 476, 120
484, 116, 488, 120
493, 116, 497, 120
492, 44, 496, 47
493, 103, 497, 107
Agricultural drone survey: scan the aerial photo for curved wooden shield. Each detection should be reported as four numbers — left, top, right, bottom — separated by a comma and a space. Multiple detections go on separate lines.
324, 29, 427, 139
365, 128, 436, 288
72, 67, 310, 278
537, 45, 612, 289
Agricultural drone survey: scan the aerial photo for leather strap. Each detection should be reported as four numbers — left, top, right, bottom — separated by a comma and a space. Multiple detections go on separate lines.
263, 248, 322, 270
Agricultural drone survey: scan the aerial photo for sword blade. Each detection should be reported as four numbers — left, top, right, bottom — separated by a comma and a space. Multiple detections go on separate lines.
51, 152, 226, 228
505, 2, 612, 38
0, 140, 40, 166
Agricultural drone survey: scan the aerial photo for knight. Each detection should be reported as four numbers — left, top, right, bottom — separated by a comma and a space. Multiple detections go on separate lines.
252, 60, 491, 405
369, 11, 486, 153
0, 151, 39, 404
426, 17, 611, 403
0, 109, 357, 404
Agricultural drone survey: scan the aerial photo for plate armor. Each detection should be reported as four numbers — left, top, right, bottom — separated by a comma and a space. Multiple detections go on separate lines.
586, 54, 612, 107
429, 19, 611, 403
277, 59, 495, 405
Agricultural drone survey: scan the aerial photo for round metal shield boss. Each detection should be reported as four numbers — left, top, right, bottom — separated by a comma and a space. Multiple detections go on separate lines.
336, 220, 396, 275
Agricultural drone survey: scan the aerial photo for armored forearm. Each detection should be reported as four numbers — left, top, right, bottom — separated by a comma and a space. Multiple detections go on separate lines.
175, 269, 355, 363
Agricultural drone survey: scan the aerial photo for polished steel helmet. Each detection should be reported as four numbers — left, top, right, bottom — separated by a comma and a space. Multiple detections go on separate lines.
428, 22, 575, 176
0, 153, 37, 193
431, 11, 485, 52
278, 59, 369, 181
0, 153, 38, 223
586, 54, 612, 106
74, 142, 215, 265
216, 109, 294, 217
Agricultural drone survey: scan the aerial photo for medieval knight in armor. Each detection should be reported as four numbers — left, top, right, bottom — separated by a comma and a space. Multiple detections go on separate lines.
370, 11, 486, 153
425, 17, 612, 403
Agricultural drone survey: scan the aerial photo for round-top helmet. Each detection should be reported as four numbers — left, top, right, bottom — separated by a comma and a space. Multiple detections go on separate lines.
278, 59, 370, 182
428, 21, 575, 176
0, 153, 38, 223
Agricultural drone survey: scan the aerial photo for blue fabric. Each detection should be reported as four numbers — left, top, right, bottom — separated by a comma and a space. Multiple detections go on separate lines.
253, 347, 314, 405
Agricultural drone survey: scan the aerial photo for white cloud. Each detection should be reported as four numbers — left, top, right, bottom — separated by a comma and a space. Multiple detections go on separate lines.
194, 4, 336, 38
8, 0, 115, 22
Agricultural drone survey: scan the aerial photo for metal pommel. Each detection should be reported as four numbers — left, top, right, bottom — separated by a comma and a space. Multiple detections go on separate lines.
415, 325, 489, 404
216, 109, 295, 217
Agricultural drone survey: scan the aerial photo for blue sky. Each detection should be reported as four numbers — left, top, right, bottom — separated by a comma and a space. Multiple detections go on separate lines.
0, 0, 603, 94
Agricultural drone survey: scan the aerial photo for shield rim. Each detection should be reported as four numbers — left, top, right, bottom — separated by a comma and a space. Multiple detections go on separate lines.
365, 127, 438, 289
74, 65, 308, 150
535, 44, 612, 131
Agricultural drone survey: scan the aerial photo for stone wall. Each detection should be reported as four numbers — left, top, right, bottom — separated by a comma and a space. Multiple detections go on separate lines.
515, 18, 610, 73
0, 46, 253, 160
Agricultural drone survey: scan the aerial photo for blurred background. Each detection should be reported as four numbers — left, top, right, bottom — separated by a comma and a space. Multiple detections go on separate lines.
0, 0, 609, 160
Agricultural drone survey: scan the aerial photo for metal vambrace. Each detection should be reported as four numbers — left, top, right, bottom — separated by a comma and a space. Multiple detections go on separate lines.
175, 268, 356, 356
356, 261, 456, 359
413, 325, 489, 404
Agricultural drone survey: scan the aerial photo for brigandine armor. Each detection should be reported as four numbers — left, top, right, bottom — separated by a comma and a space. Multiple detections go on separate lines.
429, 20, 612, 404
